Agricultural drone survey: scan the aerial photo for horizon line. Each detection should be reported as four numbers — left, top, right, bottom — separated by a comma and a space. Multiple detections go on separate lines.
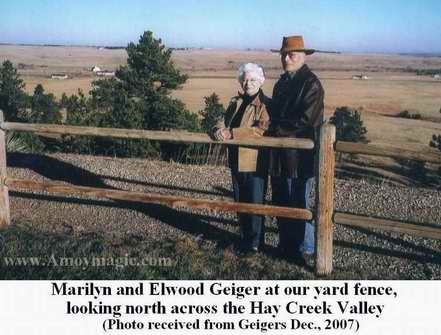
1, 42, 441, 56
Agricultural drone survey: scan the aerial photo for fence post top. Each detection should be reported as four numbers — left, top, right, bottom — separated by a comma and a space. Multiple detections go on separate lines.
323, 121, 335, 128
320, 122, 336, 141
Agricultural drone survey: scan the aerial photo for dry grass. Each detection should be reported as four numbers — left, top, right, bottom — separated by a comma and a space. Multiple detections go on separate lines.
0, 45, 125, 74
1, 45, 441, 149
22, 76, 95, 97
363, 111, 441, 146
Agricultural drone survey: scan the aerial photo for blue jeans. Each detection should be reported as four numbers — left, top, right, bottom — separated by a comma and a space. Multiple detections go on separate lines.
231, 172, 267, 250
271, 176, 315, 256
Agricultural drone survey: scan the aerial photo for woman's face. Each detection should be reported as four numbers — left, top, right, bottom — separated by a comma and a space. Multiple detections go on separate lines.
241, 72, 262, 96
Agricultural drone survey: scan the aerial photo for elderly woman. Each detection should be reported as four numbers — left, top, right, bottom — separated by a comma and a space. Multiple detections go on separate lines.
211, 63, 270, 254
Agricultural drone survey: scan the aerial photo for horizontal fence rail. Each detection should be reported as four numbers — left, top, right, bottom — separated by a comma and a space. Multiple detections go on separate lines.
336, 141, 441, 164
1, 122, 315, 150
5, 178, 313, 221
5, 123, 440, 163
334, 212, 441, 240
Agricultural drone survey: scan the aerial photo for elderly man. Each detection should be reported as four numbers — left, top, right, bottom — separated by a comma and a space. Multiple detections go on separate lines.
212, 63, 270, 254
268, 36, 324, 265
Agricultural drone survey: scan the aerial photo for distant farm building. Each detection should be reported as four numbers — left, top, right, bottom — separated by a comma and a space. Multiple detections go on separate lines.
91, 66, 101, 72
352, 74, 369, 80
96, 71, 115, 77
51, 73, 68, 80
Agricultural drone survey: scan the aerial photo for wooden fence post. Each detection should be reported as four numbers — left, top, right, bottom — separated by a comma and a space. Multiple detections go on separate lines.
314, 123, 336, 275
0, 110, 10, 227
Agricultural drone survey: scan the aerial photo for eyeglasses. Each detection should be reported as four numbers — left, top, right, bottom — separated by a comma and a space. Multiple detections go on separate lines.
281, 51, 299, 58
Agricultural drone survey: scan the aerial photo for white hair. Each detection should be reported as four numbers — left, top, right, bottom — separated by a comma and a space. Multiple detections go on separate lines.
237, 63, 265, 85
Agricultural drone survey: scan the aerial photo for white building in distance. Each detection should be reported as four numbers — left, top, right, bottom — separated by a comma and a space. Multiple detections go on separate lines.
96, 71, 115, 77
352, 74, 369, 80
51, 73, 68, 80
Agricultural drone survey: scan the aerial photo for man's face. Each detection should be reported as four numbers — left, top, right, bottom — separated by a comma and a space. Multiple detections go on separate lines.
281, 51, 305, 72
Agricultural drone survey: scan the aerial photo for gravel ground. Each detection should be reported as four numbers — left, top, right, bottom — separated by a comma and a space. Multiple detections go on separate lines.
5, 152, 441, 279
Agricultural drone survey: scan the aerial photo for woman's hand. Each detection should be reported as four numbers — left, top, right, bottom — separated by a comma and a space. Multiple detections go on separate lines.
214, 128, 232, 141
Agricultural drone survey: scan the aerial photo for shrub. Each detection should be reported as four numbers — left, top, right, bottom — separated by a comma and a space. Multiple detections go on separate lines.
430, 134, 441, 151
430, 133, 441, 177
416, 68, 441, 76
161, 93, 229, 165
13, 132, 45, 153
397, 158, 428, 183
396, 110, 422, 120
57, 90, 97, 154
330, 107, 368, 143
0, 63, 62, 153
6, 132, 31, 153
329, 107, 368, 162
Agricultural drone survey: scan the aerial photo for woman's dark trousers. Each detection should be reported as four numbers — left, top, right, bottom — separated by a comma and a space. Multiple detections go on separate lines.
231, 171, 267, 250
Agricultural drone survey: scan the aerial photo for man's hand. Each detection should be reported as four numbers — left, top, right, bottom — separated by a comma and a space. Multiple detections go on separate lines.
214, 128, 232, 141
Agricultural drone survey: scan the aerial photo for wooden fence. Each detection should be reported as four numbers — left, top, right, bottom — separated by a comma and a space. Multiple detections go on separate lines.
0, 109, 440, 275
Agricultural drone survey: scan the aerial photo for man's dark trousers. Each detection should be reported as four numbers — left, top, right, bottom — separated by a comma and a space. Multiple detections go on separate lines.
271, 176, 314, 257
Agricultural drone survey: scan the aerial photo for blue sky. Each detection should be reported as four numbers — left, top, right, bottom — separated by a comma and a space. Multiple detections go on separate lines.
1, 0, 440, 53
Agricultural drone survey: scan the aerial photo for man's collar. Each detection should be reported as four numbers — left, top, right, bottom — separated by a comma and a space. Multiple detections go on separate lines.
285, 71, 297, 79
281, 64, 308, 80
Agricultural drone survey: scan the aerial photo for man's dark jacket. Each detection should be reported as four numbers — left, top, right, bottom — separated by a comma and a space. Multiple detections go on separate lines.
267, 64, 324, 178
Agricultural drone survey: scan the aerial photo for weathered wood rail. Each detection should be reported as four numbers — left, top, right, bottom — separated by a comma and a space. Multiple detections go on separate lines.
1, 122, 314, 150
334, 213, 441, 240
4, 178, 313, 221
336, 141, 441, 164
0, 109, 440, 275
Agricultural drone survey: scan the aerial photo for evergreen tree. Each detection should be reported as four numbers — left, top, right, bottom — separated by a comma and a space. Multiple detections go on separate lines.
88, 31, 199, 157
0, 60, 28, 121
117, 31, 187, 96
59, 90, 96, 154
29, 84, 61, 124
91, 31, 194, 132
61, 90, 91, 126
199, 93, 225, 132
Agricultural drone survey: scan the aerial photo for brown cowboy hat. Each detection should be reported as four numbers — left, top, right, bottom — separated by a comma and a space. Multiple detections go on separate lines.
272, 35, 315, 55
